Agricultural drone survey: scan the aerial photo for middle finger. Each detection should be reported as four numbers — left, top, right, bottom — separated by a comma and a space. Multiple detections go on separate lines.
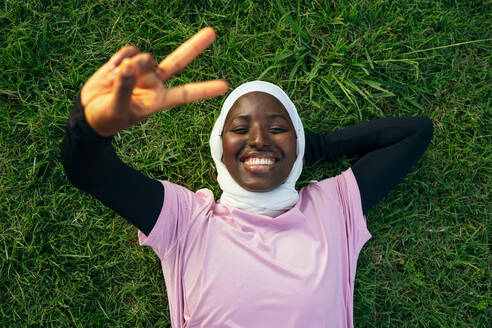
157, 27, 217, 81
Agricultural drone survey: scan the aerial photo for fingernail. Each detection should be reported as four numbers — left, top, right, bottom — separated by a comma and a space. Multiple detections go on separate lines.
124, 63, 134, 75
108, 63, 117, 71
109, 70, 116, 82
119, 64, 135, 80
110, 67, 120, 81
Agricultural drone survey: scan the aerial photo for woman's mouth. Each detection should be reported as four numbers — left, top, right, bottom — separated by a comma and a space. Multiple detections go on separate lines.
242, 156, 277, 173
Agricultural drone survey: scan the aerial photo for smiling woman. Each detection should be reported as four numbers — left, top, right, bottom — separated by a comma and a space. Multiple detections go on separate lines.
210, 82, 305, 217
61, 27, 433, 328
221, 91, 297, 192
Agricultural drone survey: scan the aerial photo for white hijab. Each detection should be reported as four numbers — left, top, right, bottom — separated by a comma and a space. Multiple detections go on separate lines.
210, 81, 305, 217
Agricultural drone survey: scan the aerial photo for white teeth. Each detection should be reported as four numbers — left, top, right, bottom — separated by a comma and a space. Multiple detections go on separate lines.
245, 157, 275, 165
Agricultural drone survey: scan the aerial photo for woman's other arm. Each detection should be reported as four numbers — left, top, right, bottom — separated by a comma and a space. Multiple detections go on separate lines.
61, 28, 228, 235
304, 116, 433, 214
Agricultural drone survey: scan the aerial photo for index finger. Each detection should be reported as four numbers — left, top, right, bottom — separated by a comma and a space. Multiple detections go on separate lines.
157, 27, 216, 81
161, 79, 229, 109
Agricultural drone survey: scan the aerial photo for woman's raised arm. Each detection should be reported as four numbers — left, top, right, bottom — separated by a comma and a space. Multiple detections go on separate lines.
61, 27, 228, 235
304, 116, 433, 215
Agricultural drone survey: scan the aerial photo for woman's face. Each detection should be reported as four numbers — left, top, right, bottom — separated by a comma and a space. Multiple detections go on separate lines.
221, 92, 297, 192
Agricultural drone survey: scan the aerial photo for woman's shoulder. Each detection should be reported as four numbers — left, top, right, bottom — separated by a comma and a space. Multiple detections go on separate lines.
299, 167, 359, 204
159, 180, 216, 207
301, 167, 354, 189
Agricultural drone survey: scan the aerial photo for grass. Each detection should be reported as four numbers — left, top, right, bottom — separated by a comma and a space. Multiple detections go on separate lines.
0, 0, 490, 327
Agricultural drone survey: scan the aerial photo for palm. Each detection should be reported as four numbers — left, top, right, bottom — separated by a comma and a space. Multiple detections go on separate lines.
131, 76, 167, 114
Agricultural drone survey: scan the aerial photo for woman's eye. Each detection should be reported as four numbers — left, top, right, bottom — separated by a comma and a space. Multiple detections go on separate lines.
232, 128, 249, 134
269, 127, 287, 134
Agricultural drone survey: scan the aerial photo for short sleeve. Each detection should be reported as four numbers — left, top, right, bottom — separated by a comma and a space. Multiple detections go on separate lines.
137, 181, 214, 260
337, 167, 372, 259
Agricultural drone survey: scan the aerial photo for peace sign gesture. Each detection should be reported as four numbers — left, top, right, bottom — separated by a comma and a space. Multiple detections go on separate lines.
80, 27, 228, 137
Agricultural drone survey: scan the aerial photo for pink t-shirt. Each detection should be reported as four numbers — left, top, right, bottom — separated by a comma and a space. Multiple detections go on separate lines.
138, 167, 371, 328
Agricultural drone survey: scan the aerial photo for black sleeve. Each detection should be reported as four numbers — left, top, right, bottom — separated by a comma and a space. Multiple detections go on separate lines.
304, 116, 433, 215
60, 94, 163, 236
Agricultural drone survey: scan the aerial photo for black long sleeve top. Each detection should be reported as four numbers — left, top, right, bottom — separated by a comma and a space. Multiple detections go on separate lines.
61, 95, 433, 236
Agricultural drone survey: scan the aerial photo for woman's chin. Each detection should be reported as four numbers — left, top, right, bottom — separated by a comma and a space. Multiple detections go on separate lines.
237, 178, 281, 192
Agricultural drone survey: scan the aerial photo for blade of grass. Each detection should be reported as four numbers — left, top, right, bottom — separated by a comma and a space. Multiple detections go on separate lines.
320, 79, 347, 112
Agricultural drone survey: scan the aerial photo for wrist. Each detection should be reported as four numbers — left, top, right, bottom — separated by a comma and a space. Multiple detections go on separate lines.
76, 95, 115, 139
84, 107, 116, 137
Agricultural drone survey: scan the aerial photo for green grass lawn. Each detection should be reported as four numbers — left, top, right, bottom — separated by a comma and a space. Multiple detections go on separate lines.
1, 0, 490, 327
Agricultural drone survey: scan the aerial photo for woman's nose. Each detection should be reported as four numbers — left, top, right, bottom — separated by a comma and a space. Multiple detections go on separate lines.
248, 125, 270, 149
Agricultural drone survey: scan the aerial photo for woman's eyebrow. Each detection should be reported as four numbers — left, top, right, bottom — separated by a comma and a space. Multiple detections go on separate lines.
267, 114, 290, 122
228, 114, 291, 124
231, 115, 250, 122
226, 115, 250, 127
266, 114, 293, 126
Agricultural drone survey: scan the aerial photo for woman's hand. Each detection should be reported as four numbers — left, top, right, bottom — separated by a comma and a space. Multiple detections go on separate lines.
80, 27, 228, 137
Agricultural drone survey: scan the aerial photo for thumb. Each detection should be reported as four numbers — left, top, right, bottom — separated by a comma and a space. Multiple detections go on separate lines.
112, 59, 136, 114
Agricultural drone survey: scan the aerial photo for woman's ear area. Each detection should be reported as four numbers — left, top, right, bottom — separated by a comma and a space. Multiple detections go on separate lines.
220, 134, 223, 162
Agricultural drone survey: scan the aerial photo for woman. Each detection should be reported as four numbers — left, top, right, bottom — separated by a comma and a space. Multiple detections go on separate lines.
62, 27, 433, 327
